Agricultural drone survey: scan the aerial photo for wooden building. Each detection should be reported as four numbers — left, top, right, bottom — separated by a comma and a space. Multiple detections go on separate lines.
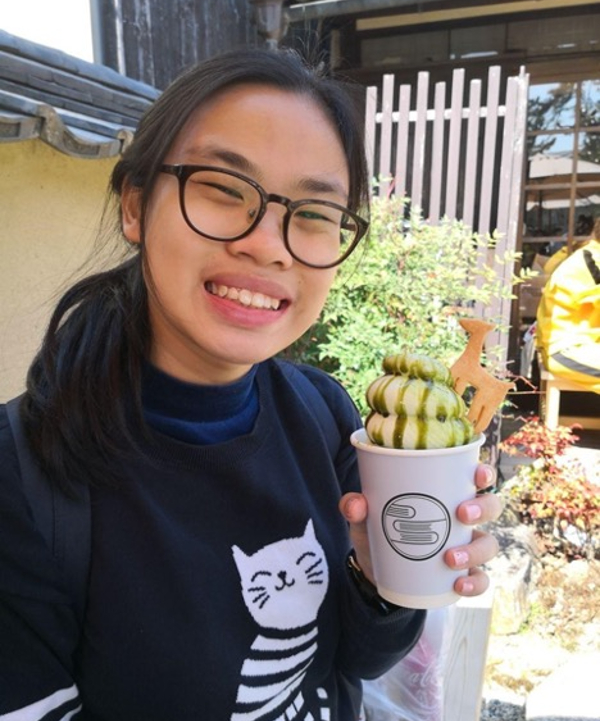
90, 0, 260, 89
286, 5, 599, 265
285, 0, 599, 364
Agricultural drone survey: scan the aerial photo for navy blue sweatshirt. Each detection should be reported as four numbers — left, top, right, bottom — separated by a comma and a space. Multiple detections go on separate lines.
0, 360, 424, 720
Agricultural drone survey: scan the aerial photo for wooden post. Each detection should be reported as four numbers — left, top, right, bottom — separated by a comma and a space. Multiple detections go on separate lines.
393, 83, 411, 199
443, 584, 495, 721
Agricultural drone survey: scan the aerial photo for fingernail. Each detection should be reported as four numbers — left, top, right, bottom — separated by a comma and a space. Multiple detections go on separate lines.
453, 550, 469, 567
465, 504, 482, 522
345, 498, 359, 516
461, 580, 474, 594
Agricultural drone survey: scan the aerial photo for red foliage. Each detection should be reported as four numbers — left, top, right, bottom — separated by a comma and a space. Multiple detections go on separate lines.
500, 417, 599, 559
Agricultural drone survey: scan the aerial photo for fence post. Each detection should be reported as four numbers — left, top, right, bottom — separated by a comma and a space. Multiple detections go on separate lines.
443, 585, 496, 721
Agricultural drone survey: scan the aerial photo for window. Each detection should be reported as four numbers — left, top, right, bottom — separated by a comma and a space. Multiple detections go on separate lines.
523, 79, 600, 266
359, 13, 600, 68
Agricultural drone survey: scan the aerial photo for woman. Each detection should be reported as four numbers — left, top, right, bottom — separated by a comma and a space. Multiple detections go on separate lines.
0, 49, 501, 720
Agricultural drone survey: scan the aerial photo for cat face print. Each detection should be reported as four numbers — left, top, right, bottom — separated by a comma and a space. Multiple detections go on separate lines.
232, 520, 329, 631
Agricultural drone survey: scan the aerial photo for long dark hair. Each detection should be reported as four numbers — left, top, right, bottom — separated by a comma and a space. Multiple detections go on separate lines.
22, 48, 370, 493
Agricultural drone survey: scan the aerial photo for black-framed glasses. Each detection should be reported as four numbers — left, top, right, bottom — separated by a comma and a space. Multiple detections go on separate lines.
159, 164, 369, 269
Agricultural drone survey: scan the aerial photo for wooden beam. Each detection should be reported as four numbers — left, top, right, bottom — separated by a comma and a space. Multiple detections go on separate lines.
444, 584, 495, 721
356, 0, 600, 31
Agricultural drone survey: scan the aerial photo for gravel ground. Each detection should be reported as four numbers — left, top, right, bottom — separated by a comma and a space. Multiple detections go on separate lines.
479, 558, 600, 721
480, 698, 525, 721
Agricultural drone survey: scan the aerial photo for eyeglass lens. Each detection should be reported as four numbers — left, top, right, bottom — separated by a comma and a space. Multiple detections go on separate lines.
181, 168, 359, 267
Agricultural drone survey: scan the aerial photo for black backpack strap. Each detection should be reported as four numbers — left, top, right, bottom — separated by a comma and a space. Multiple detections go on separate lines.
6, 396, 91, 624
277, 361, 341, 458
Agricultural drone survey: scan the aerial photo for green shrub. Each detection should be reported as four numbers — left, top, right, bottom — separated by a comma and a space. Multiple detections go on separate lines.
284, 195, 522, 414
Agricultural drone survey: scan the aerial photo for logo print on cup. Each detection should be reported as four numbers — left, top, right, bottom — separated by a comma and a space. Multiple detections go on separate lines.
382, 494, 451, 560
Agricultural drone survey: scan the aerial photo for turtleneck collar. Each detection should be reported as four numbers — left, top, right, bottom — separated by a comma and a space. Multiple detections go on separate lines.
141, 361, 259, 444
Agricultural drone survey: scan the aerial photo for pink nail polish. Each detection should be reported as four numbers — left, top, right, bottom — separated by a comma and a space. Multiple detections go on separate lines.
454, 550, 469, 567
465, 504, 482, 522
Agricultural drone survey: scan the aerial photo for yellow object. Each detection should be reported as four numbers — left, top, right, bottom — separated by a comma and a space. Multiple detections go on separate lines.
536, 239, 600, 393
543, 246, 569, 276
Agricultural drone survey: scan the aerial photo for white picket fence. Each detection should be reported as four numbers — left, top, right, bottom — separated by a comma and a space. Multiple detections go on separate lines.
364, 66, 530, 360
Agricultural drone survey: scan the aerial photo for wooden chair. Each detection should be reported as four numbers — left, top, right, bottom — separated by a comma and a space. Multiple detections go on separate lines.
537, 353, 600, 430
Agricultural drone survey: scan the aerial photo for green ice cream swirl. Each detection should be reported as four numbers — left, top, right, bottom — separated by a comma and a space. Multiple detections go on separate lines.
365, 350, 474, 449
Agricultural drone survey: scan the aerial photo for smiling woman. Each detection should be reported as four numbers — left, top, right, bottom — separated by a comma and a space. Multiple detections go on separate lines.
120, 83, 355, 383
0, 47, 503, 721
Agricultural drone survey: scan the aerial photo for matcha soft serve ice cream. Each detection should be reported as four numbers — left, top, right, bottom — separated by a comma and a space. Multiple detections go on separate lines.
351, 320, 513, 608
365, 350, 474, 450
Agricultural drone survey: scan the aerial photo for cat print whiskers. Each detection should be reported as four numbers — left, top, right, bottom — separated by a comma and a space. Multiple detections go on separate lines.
231, 520, 330, 721
249, 548, 325, 611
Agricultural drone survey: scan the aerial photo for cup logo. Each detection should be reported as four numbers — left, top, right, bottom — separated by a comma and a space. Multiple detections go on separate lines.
382, 493, 451, 560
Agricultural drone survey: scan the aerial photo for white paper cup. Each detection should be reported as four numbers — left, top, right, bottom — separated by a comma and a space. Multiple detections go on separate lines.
350, 428, 485, 609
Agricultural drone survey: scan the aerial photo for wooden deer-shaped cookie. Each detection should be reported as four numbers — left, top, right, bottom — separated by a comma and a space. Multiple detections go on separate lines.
450, 319, 514, 433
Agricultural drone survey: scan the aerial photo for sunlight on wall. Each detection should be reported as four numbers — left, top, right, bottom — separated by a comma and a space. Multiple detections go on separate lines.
0, 141, 119, 400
